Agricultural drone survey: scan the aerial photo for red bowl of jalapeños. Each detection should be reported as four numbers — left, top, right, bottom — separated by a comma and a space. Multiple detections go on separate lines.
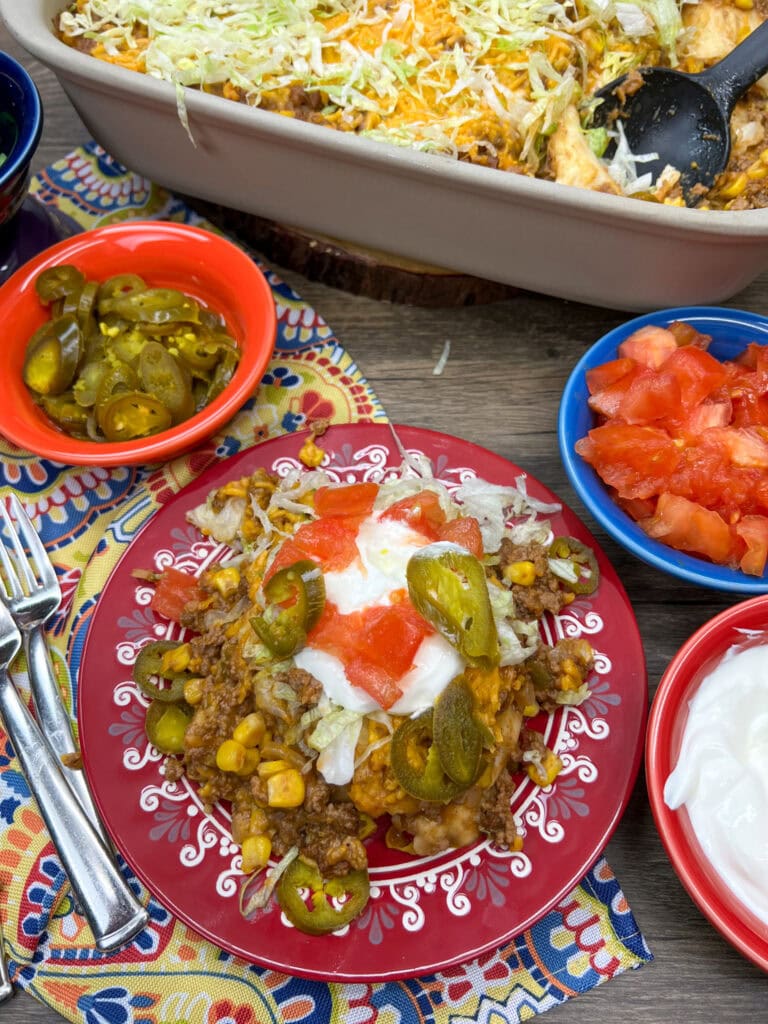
1, 220, 277, 466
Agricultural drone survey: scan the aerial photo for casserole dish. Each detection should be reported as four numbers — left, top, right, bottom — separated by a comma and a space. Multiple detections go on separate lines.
6, 0, 768, 311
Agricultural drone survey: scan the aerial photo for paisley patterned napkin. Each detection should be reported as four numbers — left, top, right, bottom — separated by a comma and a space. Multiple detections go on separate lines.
0, 142, 651, 1024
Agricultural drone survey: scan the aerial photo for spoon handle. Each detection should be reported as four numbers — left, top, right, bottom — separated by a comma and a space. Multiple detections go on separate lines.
698, 20, 768, 115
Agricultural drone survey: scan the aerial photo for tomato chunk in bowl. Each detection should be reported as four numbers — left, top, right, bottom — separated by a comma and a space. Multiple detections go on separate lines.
558, 307, 768, 593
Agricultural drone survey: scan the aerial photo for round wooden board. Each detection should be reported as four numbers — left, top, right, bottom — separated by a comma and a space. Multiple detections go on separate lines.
184, 199, 520, 307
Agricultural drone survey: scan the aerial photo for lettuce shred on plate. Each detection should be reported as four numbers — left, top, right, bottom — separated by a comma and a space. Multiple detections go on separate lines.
138, 457, 599, 935
59, 0, 768, 209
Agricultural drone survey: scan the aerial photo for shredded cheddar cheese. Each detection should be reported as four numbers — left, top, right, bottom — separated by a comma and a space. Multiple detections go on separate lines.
57, 0, 768, 205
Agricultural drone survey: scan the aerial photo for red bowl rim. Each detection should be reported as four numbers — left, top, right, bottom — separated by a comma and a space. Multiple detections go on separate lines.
646, 593, 768, 971
0, 220, 277, 466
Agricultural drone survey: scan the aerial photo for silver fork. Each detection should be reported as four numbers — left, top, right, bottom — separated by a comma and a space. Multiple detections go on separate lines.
0, 602, 148, 950
0, 614, 19, 1004
0, 493, 111, 851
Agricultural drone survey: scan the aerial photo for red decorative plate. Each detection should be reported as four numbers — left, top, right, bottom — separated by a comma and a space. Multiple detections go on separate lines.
78, 424, 647, 981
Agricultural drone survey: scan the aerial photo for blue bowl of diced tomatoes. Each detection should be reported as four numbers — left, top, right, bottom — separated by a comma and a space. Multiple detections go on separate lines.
558, 306, 768, 593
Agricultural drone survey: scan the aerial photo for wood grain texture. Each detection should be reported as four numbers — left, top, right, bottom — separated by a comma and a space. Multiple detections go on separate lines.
2, 19, 768, 1024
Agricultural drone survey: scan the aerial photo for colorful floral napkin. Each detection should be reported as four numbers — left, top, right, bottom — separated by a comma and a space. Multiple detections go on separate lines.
0, 142, 651, 1024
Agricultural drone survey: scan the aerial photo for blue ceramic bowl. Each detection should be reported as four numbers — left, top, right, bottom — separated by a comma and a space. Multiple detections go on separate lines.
0, 51, 43, 230
558, 306, 768, 594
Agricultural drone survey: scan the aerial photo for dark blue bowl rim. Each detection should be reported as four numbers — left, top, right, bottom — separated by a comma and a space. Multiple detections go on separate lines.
558, 305, 768, 594
0, 50, 43, 186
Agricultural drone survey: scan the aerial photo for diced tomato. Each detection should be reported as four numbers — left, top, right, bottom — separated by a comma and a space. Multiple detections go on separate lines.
587, 364, 644, 418
734, 515, 768, 576
618, 369, 682, 425
436, 516, 484, 558
266, 517, 361, 580
577, 322, 768, 574
667, 321, 712, 349
575, 424, 682, 499
585, 357, 635, 395
617, 326, 678, 369
640, 493, 735, 565
355, 602, 432, 676
700, 427, 768, 469
308, 598, 432, 709
346, 660, 402, 710
313, 482, 379, 518
675, 398, 732, 437
661, 346, 728, 410
730, 386, 768, 428
150, 567, 204, 623
614, 494, 657, 521
667, 444, 762, 523
307, 600, 355, 657
381, 490, 446, 539
734, 343, 768, 375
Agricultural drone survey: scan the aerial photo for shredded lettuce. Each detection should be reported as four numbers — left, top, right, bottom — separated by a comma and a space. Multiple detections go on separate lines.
61, 0, 689, 179
487, 584, 540, 666
309, 707, 364, 785
186, 496, 246, 545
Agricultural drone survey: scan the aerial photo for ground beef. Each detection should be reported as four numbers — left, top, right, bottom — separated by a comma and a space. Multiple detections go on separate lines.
269, 810, 366, 876
477, 772, 518, 848
281, 667, 323, 709
265, 772, 366, 876
497, 538, 569, 620
287, 85, 326, 117
163, 757, 185, 783
187, 622, 229, 674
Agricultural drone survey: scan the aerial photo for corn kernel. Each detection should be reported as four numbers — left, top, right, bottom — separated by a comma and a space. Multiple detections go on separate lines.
527, 749, 563, 788
160, 642, 191, 674
236, 748, 261, 776
511, 833, 525, 852
719, 172, 748, 199
267, 768, 306, 808
183, 677, 205, 705
216, 738, 246, 773
212, 567, 241, 597
503, 560, 537, 586
733, 0, 753, 10
233, 712, 267, 748
241, 834, 272, 873
748, 163, 768, 181
257, 758, 292, 779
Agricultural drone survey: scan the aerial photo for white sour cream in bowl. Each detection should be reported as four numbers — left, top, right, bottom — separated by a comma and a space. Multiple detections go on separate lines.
664, 640, 768, 927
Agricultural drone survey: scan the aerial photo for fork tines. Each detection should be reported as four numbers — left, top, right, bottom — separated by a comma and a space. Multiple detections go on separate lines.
0, 494, 57, 600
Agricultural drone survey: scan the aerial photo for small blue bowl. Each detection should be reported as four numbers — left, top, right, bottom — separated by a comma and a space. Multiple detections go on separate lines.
558, 306, 768, 594
0, 51, 43, 230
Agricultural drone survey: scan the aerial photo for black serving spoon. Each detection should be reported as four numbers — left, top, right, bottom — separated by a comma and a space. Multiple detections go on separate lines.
593, 20, 768, 205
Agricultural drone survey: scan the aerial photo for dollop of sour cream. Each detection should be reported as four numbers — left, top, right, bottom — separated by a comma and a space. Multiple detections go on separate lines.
664, 640, 768, 925
293, 513, 465, 716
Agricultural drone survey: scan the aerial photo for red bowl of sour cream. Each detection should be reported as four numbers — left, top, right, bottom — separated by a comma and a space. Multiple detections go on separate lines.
647, 594, 768, 972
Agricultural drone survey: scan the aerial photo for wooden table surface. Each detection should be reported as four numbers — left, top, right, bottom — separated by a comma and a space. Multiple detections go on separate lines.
2, 20, 767, 1024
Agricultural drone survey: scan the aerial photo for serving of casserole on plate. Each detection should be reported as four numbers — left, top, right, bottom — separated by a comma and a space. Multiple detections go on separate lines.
76, 425, 648, 979
6, 0, 768, 308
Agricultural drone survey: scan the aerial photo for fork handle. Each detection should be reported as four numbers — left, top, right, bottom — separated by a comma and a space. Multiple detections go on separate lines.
0, 668, 148, 951
24, 629, 114, 853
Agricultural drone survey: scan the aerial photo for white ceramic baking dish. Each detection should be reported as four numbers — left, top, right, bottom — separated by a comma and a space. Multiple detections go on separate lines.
5, 0, 768, 311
